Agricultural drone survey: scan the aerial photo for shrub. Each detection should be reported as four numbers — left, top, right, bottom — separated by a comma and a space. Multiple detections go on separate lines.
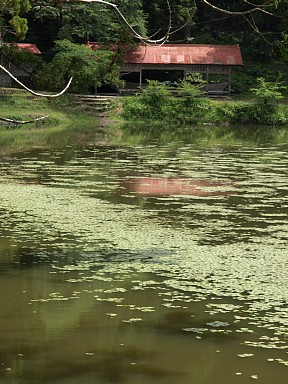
122, 80, 213, 124
123, 81, 174, 122
215, 101, 288, 125
123, 78, 288, 126
175, 82, 212, 122
250, 77, 285, 104
138, 80, 173, 120
231, 64, 288, 95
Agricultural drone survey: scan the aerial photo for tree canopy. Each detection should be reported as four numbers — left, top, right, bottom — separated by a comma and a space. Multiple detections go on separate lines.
2, 0, 288, 94
1, 1, 287, 54
0, 0, 30, 39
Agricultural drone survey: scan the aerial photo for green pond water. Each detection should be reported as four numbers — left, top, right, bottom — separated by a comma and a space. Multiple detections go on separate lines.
0, 127, 287, 384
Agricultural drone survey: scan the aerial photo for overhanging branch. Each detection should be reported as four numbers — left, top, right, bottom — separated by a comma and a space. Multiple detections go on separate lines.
201, 0, 275, 17
0, 115, 49, 125
0, 64, 73, 97
66, 0, 173, 44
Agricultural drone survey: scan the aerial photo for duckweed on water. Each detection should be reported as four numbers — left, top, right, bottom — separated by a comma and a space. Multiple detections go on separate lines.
0, 143, 287, 383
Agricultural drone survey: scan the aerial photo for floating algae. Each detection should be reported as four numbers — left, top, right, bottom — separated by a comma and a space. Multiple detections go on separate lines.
0, 143, 288, 384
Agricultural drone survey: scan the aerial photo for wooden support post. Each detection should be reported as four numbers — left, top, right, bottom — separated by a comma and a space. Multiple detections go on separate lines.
228, 69, 231, 95
139, 69, 142, 88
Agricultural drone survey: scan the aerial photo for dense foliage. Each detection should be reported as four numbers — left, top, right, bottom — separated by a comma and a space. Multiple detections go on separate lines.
123, 80, 288, 126
1, 1, 288, 93
0, 0, 30, 39
35, 39, 124, 93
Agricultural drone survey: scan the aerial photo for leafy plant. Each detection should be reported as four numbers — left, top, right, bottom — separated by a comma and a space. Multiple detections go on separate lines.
35, 40, 124, 93
215, 100, 288, 125
250, 77, 285, 104
175, 81, 212, 122
123, 80, 173, 122
0, 0, 30, 39
139, 80, 172, 119
123, 80, 213, 124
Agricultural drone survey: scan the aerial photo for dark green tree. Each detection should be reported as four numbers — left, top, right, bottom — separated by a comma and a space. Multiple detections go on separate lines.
35, 39, 124, 93
143, 0, 196, 42
194, 1, 288, 58
0, 0, 31, 39
28, 0, 147, 52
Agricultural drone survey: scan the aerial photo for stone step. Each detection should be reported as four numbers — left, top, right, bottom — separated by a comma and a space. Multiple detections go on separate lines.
75, 98, 111, 104
71, 94, 116, 114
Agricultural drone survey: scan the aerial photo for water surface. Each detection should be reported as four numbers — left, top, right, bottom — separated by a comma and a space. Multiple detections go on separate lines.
0, 130, 287, 383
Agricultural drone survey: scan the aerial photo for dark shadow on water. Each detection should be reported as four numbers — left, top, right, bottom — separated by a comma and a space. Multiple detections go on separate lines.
0, 244, 51, 272
18, 247, 43, 267
9, 345, 183, 383
148, 310, 238, 342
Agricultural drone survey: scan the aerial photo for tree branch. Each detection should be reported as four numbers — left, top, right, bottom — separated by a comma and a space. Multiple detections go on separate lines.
0, 115, 49, 125
0, 64, 73, 97
243, 0, 271, 7
66, 0, 173, 44
201, 0, 275, 17
244, 14, 276, 45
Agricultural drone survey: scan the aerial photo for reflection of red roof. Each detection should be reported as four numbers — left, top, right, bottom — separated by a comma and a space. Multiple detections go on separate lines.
119, 177, 236, 197
14, 43, 41, 54
87, 43, 243, 66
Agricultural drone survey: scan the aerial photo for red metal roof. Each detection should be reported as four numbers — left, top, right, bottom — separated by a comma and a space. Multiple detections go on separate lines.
124, 44, 243, 66
14, 43, 41, 55
88, 43, 243, 66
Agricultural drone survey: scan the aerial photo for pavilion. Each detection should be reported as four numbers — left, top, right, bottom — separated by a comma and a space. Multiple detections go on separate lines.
88, 43, 243, 95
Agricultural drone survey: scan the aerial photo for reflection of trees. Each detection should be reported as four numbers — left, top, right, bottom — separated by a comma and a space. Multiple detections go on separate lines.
0, 242, 42, 269
0, 260, 217, 383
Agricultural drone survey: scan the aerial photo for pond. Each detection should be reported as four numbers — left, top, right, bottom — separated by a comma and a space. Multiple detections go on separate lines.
0, 125, 287, 384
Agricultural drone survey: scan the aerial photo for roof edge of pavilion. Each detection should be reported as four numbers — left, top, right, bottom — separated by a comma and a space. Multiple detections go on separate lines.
87, 42, 243, 67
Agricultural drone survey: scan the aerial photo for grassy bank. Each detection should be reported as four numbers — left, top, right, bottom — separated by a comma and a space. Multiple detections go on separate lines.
123, 95, 288, 127
122, 81, 288, 128
0, 88, 105, 153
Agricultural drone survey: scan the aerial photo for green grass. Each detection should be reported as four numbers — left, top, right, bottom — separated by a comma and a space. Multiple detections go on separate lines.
0, 88, 104, 153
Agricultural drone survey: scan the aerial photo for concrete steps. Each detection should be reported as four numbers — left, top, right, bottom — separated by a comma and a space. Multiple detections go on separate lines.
71, 95, 116, 113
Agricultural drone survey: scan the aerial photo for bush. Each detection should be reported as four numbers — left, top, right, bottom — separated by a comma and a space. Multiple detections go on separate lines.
123, 78, 288, 127
233, 103, 278, 124
215, 101, 288, 125
231, 64, 288, 95
123, 80, 212, 124
175, 82, 213, 123
250, 77, 285, 104
123, 81, 174, 122
215, 77, 287, 125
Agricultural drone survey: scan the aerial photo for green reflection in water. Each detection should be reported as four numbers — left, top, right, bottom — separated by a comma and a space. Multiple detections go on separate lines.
118, 121, 288, 147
